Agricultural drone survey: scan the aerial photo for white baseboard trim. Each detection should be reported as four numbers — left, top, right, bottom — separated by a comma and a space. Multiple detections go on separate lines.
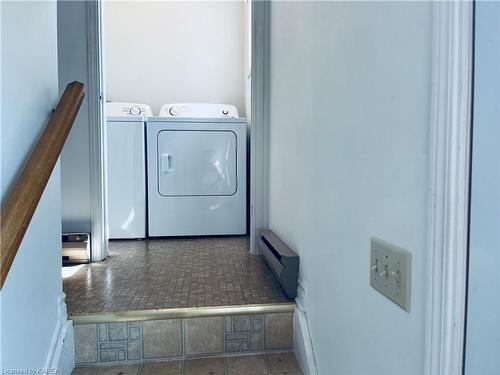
45, 293, 75, 375
295, 277, 307, 311
294, 308, 318, 375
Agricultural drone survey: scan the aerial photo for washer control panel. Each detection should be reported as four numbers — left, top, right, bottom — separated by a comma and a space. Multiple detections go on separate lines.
106, 102, 153, 117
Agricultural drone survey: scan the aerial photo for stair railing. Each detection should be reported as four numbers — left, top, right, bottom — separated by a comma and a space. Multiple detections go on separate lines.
0, 81, 85, 289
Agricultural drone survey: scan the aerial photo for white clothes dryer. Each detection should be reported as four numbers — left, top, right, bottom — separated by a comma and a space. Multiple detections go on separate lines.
147, 103, 246, 237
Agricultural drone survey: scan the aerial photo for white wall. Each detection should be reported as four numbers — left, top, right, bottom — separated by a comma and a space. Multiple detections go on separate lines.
104, 1, 246, 116
465, 2, 500, 374
58, 1, 92, 234
269, 2, 432, 374
1, 1, 66, 369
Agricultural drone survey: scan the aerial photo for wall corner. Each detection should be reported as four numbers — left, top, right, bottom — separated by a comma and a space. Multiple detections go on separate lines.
294, 307, 318, 375
46, 293, 75, 375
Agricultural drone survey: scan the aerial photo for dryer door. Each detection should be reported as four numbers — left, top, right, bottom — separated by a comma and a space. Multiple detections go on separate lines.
157, 130, 237, 196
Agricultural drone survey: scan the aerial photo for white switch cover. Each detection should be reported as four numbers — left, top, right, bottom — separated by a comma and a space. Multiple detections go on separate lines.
370, 237, 411, 311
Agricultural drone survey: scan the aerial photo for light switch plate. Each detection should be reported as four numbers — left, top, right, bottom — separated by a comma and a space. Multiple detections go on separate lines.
370, 237, 411, 312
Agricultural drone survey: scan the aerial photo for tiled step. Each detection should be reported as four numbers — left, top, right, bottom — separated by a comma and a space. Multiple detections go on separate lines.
73, 304, 296, 366
73, 352, 303, 375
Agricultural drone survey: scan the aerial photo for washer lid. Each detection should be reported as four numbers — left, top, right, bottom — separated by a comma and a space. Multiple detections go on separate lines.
106, 102, 153, 117
158, 103, 239, 118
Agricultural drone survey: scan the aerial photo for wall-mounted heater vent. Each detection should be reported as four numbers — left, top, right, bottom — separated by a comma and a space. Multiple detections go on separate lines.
62, 232, 90, 265
259, 230, 299, 299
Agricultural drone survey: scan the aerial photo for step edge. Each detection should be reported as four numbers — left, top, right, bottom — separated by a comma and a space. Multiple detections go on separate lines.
70, 302, 297, 324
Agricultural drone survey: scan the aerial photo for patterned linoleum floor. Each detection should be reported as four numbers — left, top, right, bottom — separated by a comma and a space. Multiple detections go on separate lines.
64, 236, 291, 315
72, 353, 303, 375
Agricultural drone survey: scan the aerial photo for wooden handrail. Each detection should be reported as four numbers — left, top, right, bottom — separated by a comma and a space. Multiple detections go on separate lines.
0, 81, 84, 289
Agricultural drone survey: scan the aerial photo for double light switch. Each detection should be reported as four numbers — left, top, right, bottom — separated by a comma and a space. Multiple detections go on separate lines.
370, 237, 411, 312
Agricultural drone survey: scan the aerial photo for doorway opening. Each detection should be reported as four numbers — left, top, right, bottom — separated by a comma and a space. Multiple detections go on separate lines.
60, 1, 286, 318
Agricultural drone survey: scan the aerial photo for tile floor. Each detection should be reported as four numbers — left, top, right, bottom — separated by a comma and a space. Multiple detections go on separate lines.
64, 236, 291, 315
74, 313, 293, 365
72, 353, 303, 375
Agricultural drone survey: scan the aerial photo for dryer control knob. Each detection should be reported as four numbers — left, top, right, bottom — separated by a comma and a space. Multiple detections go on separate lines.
169, 106, 181, 116
129, 106, 142, 116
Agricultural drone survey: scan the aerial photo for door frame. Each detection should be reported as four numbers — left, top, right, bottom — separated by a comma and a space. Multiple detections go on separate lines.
86, 0, 108, 261
424, 2, 474, 374
87, 0, 269, 256
249, 0, 270, 255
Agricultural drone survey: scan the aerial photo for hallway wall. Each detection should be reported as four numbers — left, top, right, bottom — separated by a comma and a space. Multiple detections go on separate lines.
268, 2, 432, 374
1, 1, 66, 369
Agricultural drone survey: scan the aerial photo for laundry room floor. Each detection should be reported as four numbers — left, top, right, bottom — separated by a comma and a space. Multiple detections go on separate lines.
63, 236, 292, 315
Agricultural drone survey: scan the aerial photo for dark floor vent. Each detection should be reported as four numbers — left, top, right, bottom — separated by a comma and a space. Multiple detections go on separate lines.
259, 230, 299, 299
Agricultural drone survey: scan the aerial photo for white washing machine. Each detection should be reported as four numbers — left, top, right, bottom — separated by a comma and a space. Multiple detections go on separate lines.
147, 103, 247, 237
106, 102, 152, 239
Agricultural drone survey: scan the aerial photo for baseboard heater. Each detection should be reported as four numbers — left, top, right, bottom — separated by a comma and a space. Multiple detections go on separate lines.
62, 232, 90, 264
259, 230, 299, 299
